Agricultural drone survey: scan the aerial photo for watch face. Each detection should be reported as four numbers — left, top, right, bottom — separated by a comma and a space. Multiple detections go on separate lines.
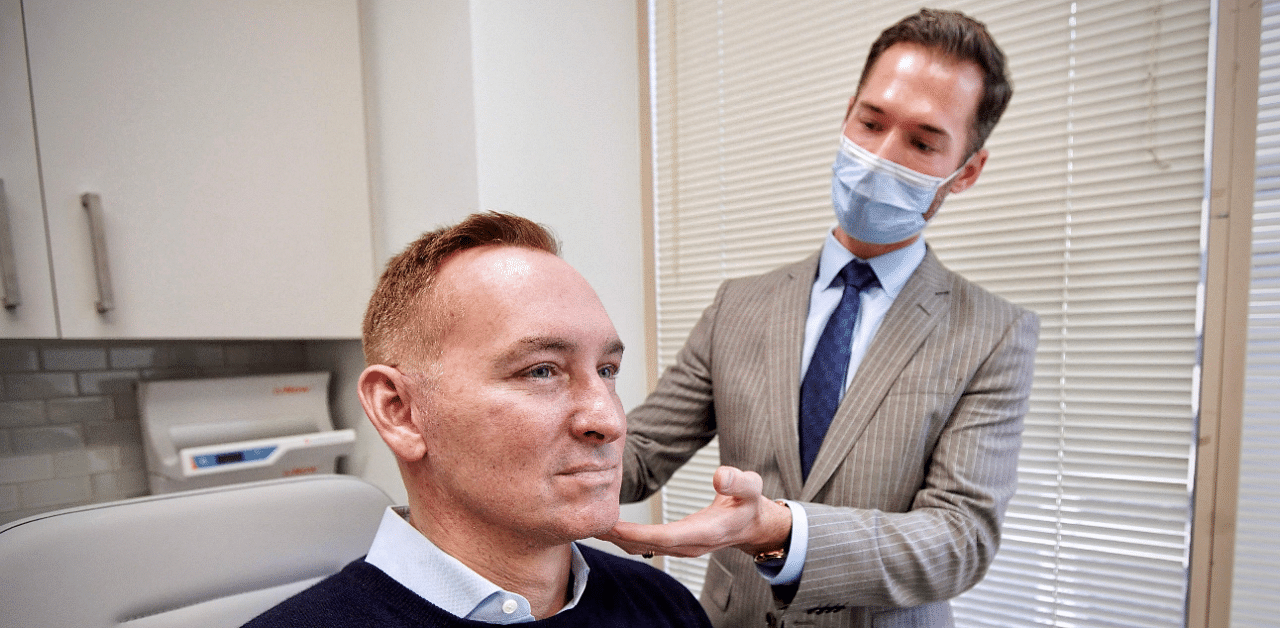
754, 548, 788, 564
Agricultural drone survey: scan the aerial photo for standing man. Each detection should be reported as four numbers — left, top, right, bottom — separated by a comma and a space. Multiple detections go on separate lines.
602, 9, 1039, 627
244, 212, 710, 627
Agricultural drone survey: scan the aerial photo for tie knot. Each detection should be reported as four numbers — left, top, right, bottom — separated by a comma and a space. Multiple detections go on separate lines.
836, 259, 878, 291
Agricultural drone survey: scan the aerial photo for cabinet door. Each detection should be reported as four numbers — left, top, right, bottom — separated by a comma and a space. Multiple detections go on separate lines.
24, 0, 374, 338
0, 0, 57, 338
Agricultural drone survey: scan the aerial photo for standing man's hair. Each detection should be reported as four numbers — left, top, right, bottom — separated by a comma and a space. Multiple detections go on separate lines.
362, 212, 559, 368
858, 8, 1012, 155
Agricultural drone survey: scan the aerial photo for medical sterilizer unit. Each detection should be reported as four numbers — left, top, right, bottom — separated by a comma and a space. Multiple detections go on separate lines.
139, 371, 355, 494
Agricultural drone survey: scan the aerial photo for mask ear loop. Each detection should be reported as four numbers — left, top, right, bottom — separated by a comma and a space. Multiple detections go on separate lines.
923, 152, 976, 218
944, 150, 979, 188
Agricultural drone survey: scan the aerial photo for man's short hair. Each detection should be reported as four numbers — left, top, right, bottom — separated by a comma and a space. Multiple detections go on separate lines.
858, 8, 1012, 156
362, 212, 559, 368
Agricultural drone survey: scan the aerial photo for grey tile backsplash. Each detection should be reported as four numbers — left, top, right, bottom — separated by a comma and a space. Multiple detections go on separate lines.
0, 340, 311, 526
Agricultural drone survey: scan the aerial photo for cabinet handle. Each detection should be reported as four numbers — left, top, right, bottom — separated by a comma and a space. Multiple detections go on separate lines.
81, 193, 114, 314
0, 180, 20, 309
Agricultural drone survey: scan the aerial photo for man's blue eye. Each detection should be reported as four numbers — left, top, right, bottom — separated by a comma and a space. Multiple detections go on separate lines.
599, 365, 619, 379
529, 365, 553, 378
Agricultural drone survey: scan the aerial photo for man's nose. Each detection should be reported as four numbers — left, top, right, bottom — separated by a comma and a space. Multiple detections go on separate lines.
870, 129, 910, 164
572, 376, 625, 443
844, 124, 909, 168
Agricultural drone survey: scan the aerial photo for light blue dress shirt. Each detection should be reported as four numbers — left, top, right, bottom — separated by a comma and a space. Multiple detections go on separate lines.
364, 506, 590, 624
759, 230, 925, 587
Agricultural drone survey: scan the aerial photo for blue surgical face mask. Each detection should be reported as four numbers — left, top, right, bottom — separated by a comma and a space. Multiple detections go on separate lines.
830, 136, 966, 245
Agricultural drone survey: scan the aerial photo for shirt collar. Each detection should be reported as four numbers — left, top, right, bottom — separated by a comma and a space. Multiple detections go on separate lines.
364, 506, 590, 623
816, 228, 924, 298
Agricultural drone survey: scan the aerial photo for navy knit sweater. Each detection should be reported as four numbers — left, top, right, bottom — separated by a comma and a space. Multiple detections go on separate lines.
241, 545, 711, 627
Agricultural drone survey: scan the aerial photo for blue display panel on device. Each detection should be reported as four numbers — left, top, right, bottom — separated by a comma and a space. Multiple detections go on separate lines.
193, 446, 277, 469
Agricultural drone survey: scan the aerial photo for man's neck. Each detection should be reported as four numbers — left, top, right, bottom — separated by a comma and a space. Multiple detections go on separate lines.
406, 504, 574, 620
834, 228, 919, 259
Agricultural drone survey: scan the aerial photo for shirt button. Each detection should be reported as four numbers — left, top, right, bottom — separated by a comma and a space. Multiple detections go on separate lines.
502, 599, 518, 614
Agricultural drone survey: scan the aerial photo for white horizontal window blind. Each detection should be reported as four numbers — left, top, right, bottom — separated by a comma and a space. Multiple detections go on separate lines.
651, 0, 889, 594
650, 0, 1209, 624
940, 2, 1208, 626
1230, 1, 1280, 625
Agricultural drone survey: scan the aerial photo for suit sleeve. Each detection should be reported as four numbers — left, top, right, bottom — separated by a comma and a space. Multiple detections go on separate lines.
787, 307, 1039, 609
620, 282, 727, 503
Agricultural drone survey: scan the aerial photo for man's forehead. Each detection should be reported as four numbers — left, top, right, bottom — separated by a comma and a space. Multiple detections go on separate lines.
431, 245, 568, 309
857, 44, 983, 130
440, 245, 544, 287
430, 246, 619, 349
870, 41, 983, 82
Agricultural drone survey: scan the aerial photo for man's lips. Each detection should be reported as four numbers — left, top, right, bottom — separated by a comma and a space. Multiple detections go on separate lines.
557, 463, 620, 478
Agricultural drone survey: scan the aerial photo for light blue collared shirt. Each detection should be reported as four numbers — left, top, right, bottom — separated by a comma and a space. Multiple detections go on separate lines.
801, 231, 925, 386
759, 229, 925, 587
364, 506, 590, 624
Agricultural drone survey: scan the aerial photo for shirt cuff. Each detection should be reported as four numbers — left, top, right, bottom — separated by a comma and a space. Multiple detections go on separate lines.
755, 499, 808, 586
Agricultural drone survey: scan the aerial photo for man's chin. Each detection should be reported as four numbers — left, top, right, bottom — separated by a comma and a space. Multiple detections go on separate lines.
560, 502, 621, 542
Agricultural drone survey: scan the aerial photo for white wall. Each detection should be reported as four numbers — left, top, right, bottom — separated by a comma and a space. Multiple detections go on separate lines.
351, 0, 651, 526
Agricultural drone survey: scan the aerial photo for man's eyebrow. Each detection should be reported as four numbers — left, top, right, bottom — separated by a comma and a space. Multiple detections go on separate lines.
857, 102, 949, 138
915, 122, 949, 138
499, 336, 626, 362
859, 102, 885, 116
499, 338, 573, 364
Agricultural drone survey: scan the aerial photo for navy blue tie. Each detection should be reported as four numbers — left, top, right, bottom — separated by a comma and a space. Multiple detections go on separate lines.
799, 259, 879, 480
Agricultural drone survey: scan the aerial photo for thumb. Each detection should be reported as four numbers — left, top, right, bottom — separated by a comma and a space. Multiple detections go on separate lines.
713, 465, 762, 499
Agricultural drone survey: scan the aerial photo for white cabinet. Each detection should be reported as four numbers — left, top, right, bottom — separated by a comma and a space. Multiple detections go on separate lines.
4, 0, 373, 339
0, 0, 58, 338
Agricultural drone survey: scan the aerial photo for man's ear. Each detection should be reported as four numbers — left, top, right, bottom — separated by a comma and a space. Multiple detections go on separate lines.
948, 148, 988, 195
358, 364, 427, 462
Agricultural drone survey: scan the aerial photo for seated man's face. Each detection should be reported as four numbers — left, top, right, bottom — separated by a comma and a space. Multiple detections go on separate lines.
413, 245, 626, 547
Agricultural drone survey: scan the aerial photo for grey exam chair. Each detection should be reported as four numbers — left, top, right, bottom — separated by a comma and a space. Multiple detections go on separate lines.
0, 474, 393, 628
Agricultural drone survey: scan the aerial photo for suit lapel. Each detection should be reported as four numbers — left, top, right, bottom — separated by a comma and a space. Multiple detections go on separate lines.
765, 253, 818, 500
800, 249, 953, 500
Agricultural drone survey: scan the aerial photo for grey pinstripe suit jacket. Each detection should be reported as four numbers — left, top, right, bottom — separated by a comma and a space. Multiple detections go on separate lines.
622, 247, 1039, 628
